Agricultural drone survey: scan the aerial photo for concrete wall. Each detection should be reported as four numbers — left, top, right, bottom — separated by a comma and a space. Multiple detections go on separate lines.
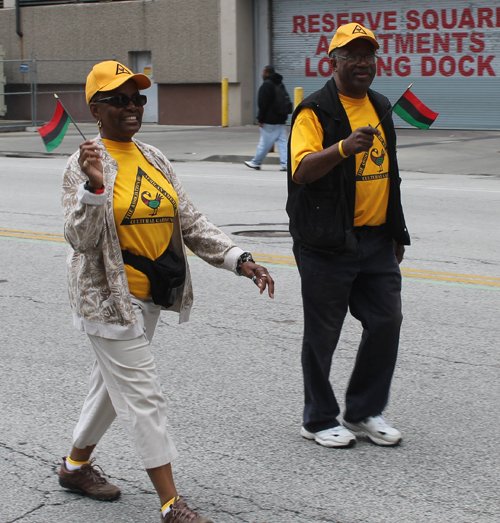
0, 0, 259, 125
0, 0, 221, 84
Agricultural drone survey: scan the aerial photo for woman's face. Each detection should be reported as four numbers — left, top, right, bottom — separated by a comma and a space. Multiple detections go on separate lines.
90, 79, 144, 142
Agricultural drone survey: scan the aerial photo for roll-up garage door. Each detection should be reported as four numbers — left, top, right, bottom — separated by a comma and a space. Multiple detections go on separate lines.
272, 0, 500, 130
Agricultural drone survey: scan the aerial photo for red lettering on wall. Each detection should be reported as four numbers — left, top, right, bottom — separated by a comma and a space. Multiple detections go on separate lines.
470, 33, 485, 53
366, 12, 382, 30
396, 34, 414, 54
439, 56, 456, 76
316, 36, 330, 55
384, 11, 397, 30
458, 56, 475, 77
433, 33, 450, 53
497, 7, 500, 28
458, 8, 475, 29
417, 34, 431, 53
441, 9, 457, 29
422, 57, 437, 76
322, 13, 335, 32
422, 10, 439, 30
406, 10, 420, 31
337, 13, 350, 26
378, 34, 393, 54
293, 16, 306, 34
477, 8, 493, 28
377, 57, 392, 76
351, 12, 365, 25
395, 57, 411, 77
318, 57, 333, 77
452, 33, 468, 53
478, 55, 496, 76
305, 58, 317, 77
308, 14, 321, 33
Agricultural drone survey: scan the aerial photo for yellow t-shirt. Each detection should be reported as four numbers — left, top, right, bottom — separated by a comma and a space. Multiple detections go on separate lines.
291, 96, 390, 227
104, 139, 179, 299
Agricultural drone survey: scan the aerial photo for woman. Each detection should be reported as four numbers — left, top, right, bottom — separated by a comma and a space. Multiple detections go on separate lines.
59, 61, 274, 523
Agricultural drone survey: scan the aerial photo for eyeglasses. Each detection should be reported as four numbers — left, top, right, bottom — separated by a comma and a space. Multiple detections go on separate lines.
333, 54, 378, 65
94, 94, 148, 108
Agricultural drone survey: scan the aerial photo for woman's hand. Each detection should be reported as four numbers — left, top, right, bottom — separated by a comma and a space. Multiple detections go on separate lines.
240, 261, 275, 299
79, 139, 104, 189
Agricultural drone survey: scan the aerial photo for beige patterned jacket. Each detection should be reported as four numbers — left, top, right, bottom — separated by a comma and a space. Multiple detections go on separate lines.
62, 135, 243, 340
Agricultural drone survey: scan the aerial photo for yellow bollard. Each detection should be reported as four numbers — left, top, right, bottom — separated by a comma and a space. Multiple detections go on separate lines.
221, 78, 229, 127
294, 87, 304, 109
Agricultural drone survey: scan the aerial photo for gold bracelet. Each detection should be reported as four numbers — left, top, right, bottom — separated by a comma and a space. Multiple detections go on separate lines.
338, 140, 349, 158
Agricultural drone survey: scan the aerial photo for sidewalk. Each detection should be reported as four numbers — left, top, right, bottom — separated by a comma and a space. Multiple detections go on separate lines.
0, 122, 498, 175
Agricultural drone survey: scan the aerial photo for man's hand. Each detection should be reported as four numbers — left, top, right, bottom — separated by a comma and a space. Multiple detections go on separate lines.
342, 126, 381, 156
394, 241, 405, 264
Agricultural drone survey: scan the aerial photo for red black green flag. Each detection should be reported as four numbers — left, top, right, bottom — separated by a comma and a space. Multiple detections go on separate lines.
37, 100, 71, 151
393, 90, 438, 130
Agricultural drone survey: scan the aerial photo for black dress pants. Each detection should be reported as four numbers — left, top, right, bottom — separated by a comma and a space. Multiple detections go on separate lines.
293, 225, 403, 433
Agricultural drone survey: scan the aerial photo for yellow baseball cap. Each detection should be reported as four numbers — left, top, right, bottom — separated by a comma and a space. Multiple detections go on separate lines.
328, 23, 379, 54
85, 60, 152, 104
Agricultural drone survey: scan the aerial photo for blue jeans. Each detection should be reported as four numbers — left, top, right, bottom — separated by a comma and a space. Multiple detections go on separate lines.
252, 123, 287, 168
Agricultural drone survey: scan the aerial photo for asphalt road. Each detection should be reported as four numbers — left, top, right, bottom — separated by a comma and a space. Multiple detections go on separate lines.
0, 147, 499, 522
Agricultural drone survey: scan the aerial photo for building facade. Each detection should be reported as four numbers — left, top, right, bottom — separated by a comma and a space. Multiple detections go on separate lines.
1, 0, 499, 129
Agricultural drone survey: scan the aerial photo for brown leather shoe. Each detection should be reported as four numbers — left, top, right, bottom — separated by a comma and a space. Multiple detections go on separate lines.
58, 457, 121, 501
162, 498, 213, 523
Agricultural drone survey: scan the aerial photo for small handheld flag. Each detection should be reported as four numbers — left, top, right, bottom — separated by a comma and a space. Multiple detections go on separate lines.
393, 88, 439, 130
37, 94, 86, 151
375, 84, 438, 130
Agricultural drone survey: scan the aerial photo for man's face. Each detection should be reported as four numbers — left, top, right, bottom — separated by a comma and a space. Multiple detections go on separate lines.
331, 39, 377, 98
262, 68, 270, 80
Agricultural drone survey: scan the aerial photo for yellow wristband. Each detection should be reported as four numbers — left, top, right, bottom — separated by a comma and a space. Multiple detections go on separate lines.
338, 140, 349, 159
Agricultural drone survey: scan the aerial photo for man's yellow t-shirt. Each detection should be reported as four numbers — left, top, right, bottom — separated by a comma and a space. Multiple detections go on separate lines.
291, 95, 390, 227
104, 139, 179, 299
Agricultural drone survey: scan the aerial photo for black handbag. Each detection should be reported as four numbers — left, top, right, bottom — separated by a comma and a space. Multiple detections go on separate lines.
121, 247, 186, 308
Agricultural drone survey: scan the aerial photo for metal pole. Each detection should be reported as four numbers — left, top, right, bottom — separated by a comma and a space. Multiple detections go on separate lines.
16, 0, 23, 37
33, 54, 38, 126
30, 53, 34, 126
221, 78, 228, 127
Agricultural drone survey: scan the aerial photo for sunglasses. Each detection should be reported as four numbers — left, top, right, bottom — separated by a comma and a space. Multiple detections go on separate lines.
94, 94, 148, 108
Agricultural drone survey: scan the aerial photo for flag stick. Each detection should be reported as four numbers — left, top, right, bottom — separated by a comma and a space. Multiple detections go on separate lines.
374, 83, 413, 129
54, 94, 87, 140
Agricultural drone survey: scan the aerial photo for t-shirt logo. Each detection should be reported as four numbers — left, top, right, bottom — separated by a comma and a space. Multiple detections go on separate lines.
352, 25, 367, 35
141, 191, 163, 216
370, 148, 386, 172
116, 64, 132, 76
121, 167, 177, 225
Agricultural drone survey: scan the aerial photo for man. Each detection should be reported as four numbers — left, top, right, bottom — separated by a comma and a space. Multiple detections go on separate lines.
244, 65, 290, 171
287, 23, 410, 448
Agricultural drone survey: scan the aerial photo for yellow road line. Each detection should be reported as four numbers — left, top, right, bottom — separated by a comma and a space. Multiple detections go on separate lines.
1, 228, 498, 288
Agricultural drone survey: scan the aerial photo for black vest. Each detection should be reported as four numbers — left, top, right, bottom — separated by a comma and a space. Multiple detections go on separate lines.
286, 78, 410, 255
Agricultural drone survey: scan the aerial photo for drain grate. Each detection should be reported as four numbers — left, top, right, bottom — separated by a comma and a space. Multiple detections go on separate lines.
232, 230, 290, 238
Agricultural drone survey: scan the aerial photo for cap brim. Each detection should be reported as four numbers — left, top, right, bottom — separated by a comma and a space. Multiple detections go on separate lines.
96, 73, 152, 96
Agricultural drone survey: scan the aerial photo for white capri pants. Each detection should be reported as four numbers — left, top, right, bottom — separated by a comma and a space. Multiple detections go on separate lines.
72, 297, 178, 469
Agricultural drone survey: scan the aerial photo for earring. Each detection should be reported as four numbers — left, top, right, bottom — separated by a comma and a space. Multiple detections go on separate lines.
97, 120, 102, 129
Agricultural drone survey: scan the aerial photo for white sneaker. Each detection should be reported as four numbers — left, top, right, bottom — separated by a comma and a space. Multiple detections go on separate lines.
244, 160, 260, 170
343, 416, 402, 446
300, 425, 356, 448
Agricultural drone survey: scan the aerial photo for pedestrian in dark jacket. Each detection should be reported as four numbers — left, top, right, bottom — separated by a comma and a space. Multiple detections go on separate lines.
244, 65, 289, 171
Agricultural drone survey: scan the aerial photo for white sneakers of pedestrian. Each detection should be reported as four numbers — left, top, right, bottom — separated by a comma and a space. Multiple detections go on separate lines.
343, 416, 402, 446
244, 160, 260, 170
300, 425, 356, 448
